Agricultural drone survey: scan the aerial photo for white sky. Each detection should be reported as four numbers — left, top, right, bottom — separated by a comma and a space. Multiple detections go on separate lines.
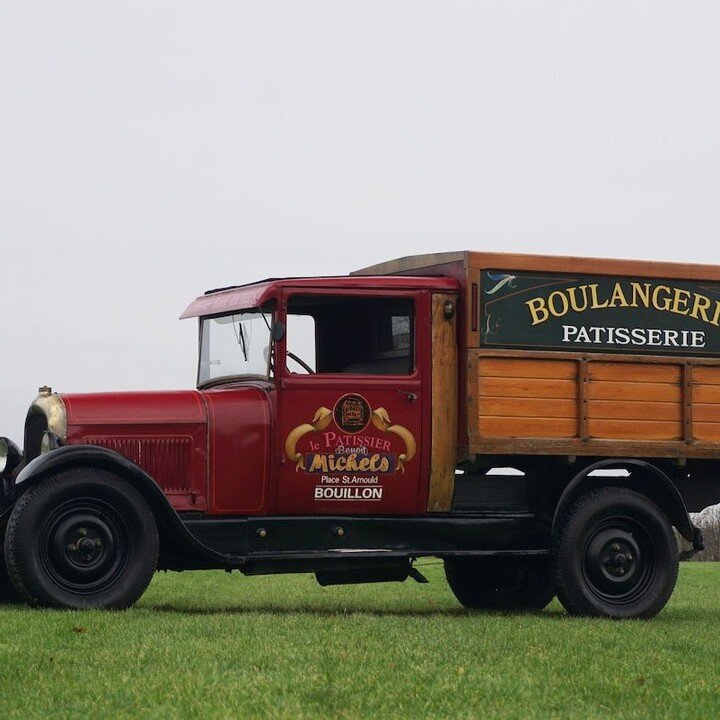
1, 2, 719, 443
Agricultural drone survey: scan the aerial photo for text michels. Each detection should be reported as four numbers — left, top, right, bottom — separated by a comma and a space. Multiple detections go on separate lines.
525, 281, 720, 349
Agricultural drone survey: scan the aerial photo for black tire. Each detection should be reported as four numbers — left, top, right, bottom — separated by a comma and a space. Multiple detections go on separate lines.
553, 487, 678, 620
0, 553, 22, 604
444, 556, 554, 611
5, 468, 159, 609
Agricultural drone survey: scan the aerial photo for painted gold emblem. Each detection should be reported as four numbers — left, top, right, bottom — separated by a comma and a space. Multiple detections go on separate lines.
284, 395, 417, 473
333, 394, 371, 433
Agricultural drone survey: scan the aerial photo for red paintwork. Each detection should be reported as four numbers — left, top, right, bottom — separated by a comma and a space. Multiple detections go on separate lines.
203, 384, 272, 514
60, 275, 460, 518
273, 287, 432, 515
180, 275, 460, 319
64, 391, 206, 425
64, 391, 209, 511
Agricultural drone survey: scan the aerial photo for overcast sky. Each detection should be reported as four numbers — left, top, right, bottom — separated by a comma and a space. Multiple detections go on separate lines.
1, 2, 719, 442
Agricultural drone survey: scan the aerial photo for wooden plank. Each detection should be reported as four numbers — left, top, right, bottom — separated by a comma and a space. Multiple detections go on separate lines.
588, 381, 681, 403
579, 358, 589, 441
353, 251, 467, 276
694, 366, 720, 385
427, 294, 458, 512
478, 358, 577, 380
588, 419, 682, 441
588, 362, 682, 384
684, 363, 693, 445
694, 385, 720, 404
478, 416, 578, 438
466, 250, 720, 283
468, 267, 480, 348
467, 434, 720, 459
588, 399, 681, 422
479, 397, 578, 418
478, 376, 578, 400
694, 423, 720, 442
356, 249, 720, 286
473, 348, 720, 368
466, 354, 479, 454
694, 404, 720, 422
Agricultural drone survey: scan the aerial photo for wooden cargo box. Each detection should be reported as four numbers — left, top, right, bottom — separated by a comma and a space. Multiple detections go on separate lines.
355, 251, 720, 462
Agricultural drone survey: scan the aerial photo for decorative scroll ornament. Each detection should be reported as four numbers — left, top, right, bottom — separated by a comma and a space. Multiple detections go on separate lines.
284, 406, 333, 471
370, 407, 416, 473
284, 401, 417, 474
484, 272, 517, 295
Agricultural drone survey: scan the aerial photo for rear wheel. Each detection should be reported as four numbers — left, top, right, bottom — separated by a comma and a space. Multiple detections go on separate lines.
5, 469, 159, 609
444, 556, 554, 611
553, 487, 678, 619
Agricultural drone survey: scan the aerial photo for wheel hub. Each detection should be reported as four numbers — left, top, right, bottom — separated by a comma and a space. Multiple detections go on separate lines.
40, 500, 128, 594
583, 521, 653, 603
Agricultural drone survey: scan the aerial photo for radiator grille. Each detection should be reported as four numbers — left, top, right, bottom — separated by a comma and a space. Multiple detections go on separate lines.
85, 436, 192, 493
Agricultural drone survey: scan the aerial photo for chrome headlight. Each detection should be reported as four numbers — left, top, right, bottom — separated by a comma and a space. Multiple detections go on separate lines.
30, 388, 67, 441
0, 437, 22, 476
25, 388, 67, 462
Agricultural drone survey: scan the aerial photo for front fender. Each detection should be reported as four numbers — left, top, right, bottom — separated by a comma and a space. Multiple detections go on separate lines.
14, 445, 242, 565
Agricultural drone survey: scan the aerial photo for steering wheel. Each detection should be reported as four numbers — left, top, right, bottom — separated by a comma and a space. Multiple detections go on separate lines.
286, 351, 315, 374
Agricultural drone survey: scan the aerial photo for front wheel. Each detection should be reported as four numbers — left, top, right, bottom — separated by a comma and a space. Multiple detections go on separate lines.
444, 556, 554, 611
553, 487, 678, 619
5, 469, 159, 609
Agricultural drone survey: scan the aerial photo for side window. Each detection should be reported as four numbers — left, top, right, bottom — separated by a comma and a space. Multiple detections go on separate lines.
285, 314, 317, 374
285, 295, 414, 376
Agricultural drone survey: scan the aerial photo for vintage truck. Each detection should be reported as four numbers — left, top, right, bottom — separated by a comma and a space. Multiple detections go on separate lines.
0, 250, 715, 618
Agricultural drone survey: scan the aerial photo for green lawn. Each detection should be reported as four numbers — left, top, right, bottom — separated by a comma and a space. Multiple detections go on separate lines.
0, 563, 718, 719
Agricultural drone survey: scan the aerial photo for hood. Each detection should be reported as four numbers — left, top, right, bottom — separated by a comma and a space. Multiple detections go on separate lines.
61, 390, 207, 428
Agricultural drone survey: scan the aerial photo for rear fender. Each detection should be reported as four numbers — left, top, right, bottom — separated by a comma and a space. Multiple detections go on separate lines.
551, 458, 703, 551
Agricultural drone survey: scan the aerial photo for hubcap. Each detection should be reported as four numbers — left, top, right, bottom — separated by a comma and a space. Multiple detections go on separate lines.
39, 499, 129, 595
582, 517, 655, 605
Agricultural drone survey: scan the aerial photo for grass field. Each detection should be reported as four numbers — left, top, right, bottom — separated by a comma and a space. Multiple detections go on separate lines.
0, 563, 718, 719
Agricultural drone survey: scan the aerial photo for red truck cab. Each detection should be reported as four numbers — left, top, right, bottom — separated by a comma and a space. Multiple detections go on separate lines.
56, 275, 458, 518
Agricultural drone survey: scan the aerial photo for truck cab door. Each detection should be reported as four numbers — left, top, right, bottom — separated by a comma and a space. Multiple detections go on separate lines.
274, 289, 429, 515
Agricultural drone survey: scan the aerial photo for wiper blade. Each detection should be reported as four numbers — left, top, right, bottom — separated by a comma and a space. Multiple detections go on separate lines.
238, 323, 248, 362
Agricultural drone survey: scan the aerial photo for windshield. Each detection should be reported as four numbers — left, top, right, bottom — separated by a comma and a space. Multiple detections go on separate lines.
198, 310, 273, 386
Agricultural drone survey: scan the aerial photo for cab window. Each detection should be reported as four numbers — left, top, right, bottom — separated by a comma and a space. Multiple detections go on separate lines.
285, 295, 414, 375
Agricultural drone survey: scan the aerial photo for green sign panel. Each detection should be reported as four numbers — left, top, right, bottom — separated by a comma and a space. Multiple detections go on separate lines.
479, 270, 720, 356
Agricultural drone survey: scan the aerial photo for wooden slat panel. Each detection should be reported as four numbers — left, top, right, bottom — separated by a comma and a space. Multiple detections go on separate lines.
694, 385, 720, 404
478, 416, 578, 438
478, 358, 577, 380
691, 367, 720, 385
588, 400, 681, 422
694, 423, 720, 442
478, 377, 578, 400
480, 397, 578, 418
588, 362, 682, 384
588, 381, 681, 402
589, 419, 682, 441
428, 294, 458, 512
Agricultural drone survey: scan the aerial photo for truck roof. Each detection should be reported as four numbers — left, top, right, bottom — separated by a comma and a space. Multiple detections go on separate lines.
180, 274, 460, 319
354, 250, 720, 281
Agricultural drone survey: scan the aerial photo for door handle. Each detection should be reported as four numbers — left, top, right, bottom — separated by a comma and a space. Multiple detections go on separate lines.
397, 390, 418, 402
